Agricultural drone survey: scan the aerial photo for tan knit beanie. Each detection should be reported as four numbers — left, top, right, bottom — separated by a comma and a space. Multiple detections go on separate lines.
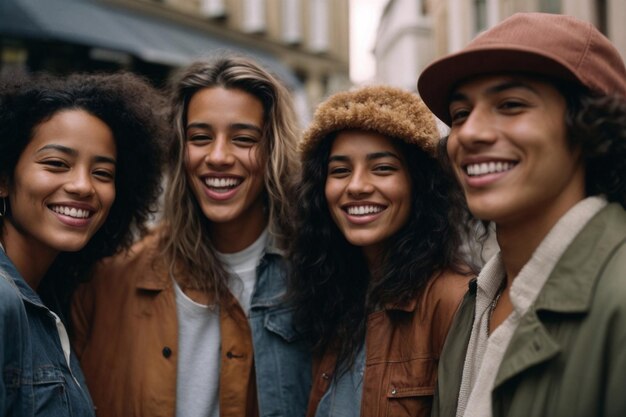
300, 85, 439, 160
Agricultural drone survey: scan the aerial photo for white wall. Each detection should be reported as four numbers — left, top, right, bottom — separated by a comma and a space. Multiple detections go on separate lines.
373, 0, 434, 89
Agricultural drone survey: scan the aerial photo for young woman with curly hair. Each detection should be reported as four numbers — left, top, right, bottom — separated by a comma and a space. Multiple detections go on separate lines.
290, 85, 473, 417
71, 55, 311, 417
418, 12, 626, 417
0, 72, 165, 416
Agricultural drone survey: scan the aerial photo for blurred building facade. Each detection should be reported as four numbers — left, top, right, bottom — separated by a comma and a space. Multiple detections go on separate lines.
373, 0, 626, 92
0, 0, 350, 118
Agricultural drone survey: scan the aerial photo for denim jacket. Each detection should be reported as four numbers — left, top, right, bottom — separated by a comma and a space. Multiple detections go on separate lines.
249, 245, 312, 417
1, 250, 95, 417
72, 231, 311, 417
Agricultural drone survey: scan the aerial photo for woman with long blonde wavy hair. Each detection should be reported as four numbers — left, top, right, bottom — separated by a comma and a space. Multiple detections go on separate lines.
71, 54, 311, 417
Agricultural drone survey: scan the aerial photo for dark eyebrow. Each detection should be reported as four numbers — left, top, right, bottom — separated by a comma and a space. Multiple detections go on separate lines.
186, 122, 262, 135
485, 80, 539, 95
186, 122, 211, 131
328, 151, 401, 163
37, 144, 77, 157
366, 151, 401, 161
36, 144, 116, 165
94, 155, 117, 165
231, 123, 263, 135
328, 155, 349, 163
449, 80, 540, 104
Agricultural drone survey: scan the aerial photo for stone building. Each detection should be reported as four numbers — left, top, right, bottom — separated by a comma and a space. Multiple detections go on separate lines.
0, 0, 351, 118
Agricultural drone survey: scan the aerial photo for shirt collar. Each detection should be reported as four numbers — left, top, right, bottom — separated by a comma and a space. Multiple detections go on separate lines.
476, 196, 608, 315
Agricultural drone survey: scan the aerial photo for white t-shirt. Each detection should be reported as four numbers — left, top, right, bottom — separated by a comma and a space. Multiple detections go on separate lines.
217, 228, 268, 315
174, 281, 220, 417
174, 228, 268, 417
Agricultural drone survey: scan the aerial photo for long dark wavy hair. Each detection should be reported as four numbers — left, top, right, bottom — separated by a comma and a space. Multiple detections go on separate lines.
289, 133, 469, 369
0, 72, 166, 318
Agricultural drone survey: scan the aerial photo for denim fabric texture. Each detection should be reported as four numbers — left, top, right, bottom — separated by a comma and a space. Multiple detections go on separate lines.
1, 250, 95, 417
314, 346, 365, 417
249, 250, 312, 417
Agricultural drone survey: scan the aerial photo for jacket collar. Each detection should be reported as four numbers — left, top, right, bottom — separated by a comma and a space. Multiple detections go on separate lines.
0, 249, 48, 309
495, 203, 626, 387
135, 229, 285, 291
133, 231, 170, 291
533, 202, 626, 314
264, 232, 285, 257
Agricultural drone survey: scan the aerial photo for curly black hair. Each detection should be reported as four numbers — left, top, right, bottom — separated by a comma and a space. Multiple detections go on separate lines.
559, 85, 626, 206
0, 72, 166, 316
289, 135, 469, 370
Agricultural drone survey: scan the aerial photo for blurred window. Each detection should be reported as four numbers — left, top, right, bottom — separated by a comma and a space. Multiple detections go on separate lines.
282, 0, 302, 44
474, 0, 487, 32
201, 0, 226, 18
243, 0, 266, 33
539, 0, 561, 13
308, 0, 329, 52
596, 0, 607, 34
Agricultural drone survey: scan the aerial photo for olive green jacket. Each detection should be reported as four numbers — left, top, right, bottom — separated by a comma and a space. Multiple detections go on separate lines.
434, 203, 626, 417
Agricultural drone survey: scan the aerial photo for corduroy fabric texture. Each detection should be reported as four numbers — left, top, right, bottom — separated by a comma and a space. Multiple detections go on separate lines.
418, 12, 626, 125
300, 85, 439, 160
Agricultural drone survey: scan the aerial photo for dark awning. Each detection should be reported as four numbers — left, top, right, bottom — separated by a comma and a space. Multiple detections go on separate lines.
0, 0, 300, 87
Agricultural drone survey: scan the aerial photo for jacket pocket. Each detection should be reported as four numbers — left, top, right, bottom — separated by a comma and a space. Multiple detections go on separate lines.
257, 307, 312, 417
32, 365, 71, 415
385, 386, 434, 417
263, 307, 301, 343
384, 358, 435, 417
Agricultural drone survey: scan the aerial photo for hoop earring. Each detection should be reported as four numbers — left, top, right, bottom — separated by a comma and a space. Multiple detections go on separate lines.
0, 197, 6, 217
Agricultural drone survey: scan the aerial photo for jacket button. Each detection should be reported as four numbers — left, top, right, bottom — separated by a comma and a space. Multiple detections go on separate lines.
226, 351, 244, 359
321, 372, 330, 380
390, 387, 397, 395
162, 347, 172, 358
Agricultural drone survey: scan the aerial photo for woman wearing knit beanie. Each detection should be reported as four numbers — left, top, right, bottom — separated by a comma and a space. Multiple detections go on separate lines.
289, 85, 474, 417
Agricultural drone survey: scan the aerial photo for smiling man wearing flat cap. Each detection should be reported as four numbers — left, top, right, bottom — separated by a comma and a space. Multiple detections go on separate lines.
418, 12, 626, 417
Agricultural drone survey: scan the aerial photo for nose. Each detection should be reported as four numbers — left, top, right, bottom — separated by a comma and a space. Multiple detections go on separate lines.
347, 168, 374, 198
453, 105, 497, 148
205, 137, 235, 167
64, 168, 95, 197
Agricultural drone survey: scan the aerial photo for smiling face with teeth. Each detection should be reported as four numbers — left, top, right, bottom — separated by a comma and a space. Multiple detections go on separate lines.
1, 109, 116, 271
447, 74, 586, 230
325, 130, 412, 265
184, 87, 267, 251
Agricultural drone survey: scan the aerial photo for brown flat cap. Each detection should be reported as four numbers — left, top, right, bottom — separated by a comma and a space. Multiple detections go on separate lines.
418, 12, 626, 125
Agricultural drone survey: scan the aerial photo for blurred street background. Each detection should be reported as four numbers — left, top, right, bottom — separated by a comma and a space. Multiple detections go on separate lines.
1, 0, 625, 123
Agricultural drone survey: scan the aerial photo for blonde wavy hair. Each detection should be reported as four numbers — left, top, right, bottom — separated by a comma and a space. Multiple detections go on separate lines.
161, 54, 300, 296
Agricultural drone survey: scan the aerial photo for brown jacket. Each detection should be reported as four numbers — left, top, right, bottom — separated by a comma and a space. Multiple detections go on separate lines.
306, 270, 471, 417
71, 232, 258, 417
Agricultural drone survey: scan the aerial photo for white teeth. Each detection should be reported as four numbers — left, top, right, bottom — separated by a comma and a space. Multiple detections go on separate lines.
204, 177, 241, 188
466, 162, 515, 176
51, 206, 91, 218
347, 205, 384, 216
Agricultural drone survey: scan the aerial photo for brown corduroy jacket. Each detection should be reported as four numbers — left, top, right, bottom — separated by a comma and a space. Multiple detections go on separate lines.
71, 232, 258, 417
306, 269, 471, 417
